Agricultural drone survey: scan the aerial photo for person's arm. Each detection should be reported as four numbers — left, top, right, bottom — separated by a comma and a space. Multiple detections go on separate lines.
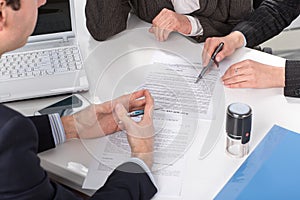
190, 15, 236, 43
221, 59, 285, 89
29, 114, 63, 153
183, 15, 203, 36
29, 90, 149, 153
284, 60, 300, 97
149, 8, 193, 42
190, 0, 253, 43
233, 0, 300, 47
85, 0, 131, 41
0, 109, 82, 199
90, 162, 157, 200
91, 90, 157, 199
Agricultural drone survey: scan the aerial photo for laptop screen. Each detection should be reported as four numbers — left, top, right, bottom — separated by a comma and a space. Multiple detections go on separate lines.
32, 0, 72, 36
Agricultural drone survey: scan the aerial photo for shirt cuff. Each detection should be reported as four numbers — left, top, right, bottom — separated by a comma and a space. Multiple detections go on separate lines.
183, 15, 203, 36
48, 113, 66, 146
128, 157, 158, 189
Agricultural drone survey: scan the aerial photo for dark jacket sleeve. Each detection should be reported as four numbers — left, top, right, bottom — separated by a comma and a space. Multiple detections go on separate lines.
191, 0, 253, 42
85, 0, 131, 41
85, 0, 173, 41
284, 60, 300, 97
0, 114, 57, 200
29, 115, 55, 153
233, 0, 300, 47
91, 162, 157, 200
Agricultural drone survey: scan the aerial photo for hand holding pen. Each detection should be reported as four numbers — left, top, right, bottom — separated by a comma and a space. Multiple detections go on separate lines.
195, 42, 224, 83
203, 32, 246, 65
127, 110, 144, 117
127, 107, 162, 117
114, 90, 155, 168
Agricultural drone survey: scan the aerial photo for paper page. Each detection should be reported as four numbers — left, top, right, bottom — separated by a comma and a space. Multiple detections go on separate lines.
83, 60, 221, 197
151, 49, 201, 65
83, 111, 197, 197
143, 63, 219, 120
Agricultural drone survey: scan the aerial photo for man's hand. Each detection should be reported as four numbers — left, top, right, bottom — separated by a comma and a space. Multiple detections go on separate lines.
61, 90, 148, 140
202, 31, 245, 66
114, 90, 154, 168
222, 59, 285, 88
149, 8, 192, 42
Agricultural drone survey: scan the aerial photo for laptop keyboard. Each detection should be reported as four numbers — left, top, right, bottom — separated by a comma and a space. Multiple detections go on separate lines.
0, 46, 83, 82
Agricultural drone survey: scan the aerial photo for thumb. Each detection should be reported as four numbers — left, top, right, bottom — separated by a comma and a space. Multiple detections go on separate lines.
115, 103, 133, 131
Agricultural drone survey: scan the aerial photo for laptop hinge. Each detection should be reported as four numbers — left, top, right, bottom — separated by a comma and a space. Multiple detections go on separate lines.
62, 35, 69, 42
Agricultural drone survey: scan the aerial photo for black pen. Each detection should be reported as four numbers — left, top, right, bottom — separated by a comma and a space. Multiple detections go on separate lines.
195, 42, 224, 83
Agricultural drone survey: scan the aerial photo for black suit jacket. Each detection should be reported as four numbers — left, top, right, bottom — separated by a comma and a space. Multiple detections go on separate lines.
232, 0, 300, 97
233, 0, 300, 48
0, 105, 157, 199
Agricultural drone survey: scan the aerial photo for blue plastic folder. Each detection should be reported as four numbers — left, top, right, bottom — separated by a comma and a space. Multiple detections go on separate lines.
215, 125, 300, 200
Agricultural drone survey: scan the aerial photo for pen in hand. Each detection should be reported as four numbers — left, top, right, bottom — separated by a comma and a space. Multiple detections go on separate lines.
127, 110, 144, 117
127, 107, 162, 117
195, 42, 224, 83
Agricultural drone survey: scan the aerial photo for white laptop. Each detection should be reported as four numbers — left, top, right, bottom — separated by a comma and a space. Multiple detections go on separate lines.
0, 0, 89, 103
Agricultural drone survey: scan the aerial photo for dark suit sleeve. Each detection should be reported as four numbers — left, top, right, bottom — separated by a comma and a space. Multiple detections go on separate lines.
85, 0, 173, 41
29, 115, 55, 153
0, 115, 56, 199
91, 162, 157, 200
190, 0, 253, 43
191, 16, 236, 43
233, 0, 300, 47
85, 0, 131, 41
284, 60, 300, 97
0, 111, 81, 200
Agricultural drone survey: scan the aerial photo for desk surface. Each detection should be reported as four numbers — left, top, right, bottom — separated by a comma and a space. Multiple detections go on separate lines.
6, 1, 300, 199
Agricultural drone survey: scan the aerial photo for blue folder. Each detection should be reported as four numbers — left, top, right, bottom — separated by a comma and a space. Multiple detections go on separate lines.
215, 125, 300, 200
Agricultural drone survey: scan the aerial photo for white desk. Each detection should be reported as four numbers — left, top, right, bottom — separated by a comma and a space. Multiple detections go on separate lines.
6, 1, 300, 199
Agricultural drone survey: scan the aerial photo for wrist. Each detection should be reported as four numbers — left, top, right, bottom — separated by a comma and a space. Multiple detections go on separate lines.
61, 115, 79, 139
229, 31, 245, 49
132, 152, 153, 169
274, 67, 285, 87
178, 15, 192, 35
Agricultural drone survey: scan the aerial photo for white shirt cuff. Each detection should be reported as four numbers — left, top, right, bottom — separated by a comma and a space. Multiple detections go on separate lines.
128, 157, 158, 189
183, 15, 203, 36
48, 113, 66, 146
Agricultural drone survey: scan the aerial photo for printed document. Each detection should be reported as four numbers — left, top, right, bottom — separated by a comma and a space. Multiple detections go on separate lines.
83, 59, 221, 197
143, 62, 219, 120
83, 111, 198, 197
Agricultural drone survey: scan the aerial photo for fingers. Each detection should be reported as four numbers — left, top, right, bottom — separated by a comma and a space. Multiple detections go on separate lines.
150, 26, 171, 41
223, 74, 252, 87
142, 90, 154, 122
149, 27, 154, 33
114, 103, 134, 131
130, 89, 147, 99
112, 89, 150, 114
203, 32, 244, 66
150, 8, 176, 41
222, 60, 256, 80
128, 90, 147, 110
202, 38, 220, 66
127, 89, 154, 122
221, 60, 257, 88
222, 63, 249, 86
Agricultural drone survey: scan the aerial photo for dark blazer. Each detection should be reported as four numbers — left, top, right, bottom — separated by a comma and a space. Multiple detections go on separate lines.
233, 0, 300, 48
0, 105, 157, 200
232, 0, 300, 97
85, 0, 255, 42
285, 60, 300, 97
